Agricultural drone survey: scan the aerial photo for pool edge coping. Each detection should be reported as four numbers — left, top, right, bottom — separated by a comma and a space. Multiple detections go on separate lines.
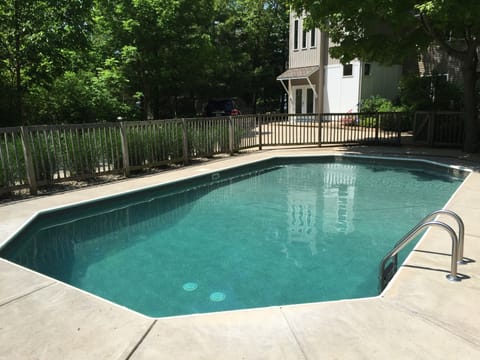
0, 149, 474, 321
2, 147, 480, 358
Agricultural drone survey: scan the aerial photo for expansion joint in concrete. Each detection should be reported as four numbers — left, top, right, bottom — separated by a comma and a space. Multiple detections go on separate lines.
125, 319, 157, 359
279, 307, 309, 360
0, 282, 55, 308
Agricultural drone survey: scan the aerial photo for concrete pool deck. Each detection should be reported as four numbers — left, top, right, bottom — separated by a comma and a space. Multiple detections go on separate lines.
1, 146, 479, 359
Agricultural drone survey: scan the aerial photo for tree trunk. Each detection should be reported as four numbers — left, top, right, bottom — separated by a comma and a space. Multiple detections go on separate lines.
461, 47, 479, 153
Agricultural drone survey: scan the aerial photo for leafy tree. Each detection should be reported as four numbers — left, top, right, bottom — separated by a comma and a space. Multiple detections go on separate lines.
0, 0, 93, 125
213, 0, 288, 113
93, 0, 218, 119
25, 65, 132, 125
93, 0, 288, 118
399, 74, 463, 111
290, 0, 480, 152
0, 0, 289, 124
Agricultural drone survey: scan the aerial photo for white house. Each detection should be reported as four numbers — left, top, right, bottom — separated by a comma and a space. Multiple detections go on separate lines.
277, 12, 403, 114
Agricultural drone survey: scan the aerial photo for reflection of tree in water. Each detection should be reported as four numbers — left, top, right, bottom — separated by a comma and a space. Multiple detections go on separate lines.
1, 181, 226, 283
2, 159, 463, 282
1, 166, 283, 285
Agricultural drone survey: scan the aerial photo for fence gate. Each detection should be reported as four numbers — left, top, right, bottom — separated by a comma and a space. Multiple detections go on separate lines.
413, 112, 464, 147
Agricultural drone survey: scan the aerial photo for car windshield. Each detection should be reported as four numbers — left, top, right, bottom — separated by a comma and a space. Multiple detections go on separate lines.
208, 100, 233, 112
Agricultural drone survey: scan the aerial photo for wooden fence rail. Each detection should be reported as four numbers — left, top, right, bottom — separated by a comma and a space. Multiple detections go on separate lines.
0, 111, 460, 195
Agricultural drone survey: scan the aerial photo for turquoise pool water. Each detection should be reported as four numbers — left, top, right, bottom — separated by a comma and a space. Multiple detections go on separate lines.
0, 157, 465, 317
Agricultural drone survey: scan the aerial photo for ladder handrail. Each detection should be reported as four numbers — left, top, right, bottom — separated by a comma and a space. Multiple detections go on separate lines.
421, 209, 465, 264
379, 213, 463, 292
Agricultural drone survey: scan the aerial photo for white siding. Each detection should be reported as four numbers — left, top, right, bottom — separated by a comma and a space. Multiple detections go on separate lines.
283, 12, 402, 115
323, 62, 361, 113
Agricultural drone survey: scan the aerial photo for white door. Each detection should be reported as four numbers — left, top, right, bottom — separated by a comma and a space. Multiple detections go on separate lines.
293, 86, 315, 114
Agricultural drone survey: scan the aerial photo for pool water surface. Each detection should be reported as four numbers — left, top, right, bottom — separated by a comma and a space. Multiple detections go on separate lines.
0, 157, 466, 317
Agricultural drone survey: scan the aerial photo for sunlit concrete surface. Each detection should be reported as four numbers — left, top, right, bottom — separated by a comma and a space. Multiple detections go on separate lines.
1, 146, 479, 359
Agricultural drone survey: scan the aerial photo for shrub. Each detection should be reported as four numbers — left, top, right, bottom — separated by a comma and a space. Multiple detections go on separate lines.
399, 74, 462, 111
30, 134, 58, 183
126, 122, 184, 167
66, 130, 103, 176
359, 95, 406, 113
380, 113, 413, 132
0, 137, 29, 189
357, 117, 377, 127
357, 96, 411, 131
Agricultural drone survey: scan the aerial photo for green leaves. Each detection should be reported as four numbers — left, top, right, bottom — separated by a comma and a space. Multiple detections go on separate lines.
291, 0, 480, 151
0, 0, 94, 125
0, 0, 289, 125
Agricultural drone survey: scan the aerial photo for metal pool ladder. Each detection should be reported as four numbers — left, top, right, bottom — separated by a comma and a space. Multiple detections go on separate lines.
379, 209, 466, 292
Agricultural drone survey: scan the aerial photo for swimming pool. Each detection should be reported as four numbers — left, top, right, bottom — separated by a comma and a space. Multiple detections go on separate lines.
0, 156, 467, 317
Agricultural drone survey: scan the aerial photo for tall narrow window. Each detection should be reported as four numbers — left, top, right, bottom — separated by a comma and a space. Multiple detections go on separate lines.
294, 19, 299, 50
302, 29, 307, 48
310, 29, 316, 47
343, 64, 353, 76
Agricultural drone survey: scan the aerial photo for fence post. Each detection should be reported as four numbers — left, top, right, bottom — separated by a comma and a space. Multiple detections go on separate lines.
228, 116, 234, 155
119, 122, 130, 177
317, 113, 322, 147
375, 112, 380, 144
181, 118, 189, 165
397, 113, 403, 145
258, 115, 263, 150
20, 126, 37, 195
427, 112, 435, 146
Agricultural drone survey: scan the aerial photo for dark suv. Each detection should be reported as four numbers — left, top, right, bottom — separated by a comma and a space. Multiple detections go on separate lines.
205, 98, 241, 117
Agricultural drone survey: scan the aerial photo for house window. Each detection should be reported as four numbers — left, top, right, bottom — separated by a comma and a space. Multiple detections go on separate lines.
294, 20, 299, 50
310, 29, 316, 47
343, 64, 353, 76
364, 63, 371, 76
302, 29, 307, 49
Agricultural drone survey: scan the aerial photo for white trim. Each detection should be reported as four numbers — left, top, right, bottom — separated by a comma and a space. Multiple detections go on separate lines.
292, 85, 316, 113
306, 77, 318, 99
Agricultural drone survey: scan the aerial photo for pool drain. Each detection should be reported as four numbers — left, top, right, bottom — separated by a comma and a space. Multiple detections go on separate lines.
209, 292, 226, 302
182, 282, 198, 292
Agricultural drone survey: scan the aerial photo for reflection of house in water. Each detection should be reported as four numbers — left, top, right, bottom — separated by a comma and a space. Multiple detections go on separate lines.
5, 163, 360, 279
322, 163, 356, 235
287, 189, 318, 255
285, 163, 357, 257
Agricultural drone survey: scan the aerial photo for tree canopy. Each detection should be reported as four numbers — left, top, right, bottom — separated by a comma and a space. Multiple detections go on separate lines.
0, 0, 289, 125
291, 0, 480, 152
0, 0, 93, 125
